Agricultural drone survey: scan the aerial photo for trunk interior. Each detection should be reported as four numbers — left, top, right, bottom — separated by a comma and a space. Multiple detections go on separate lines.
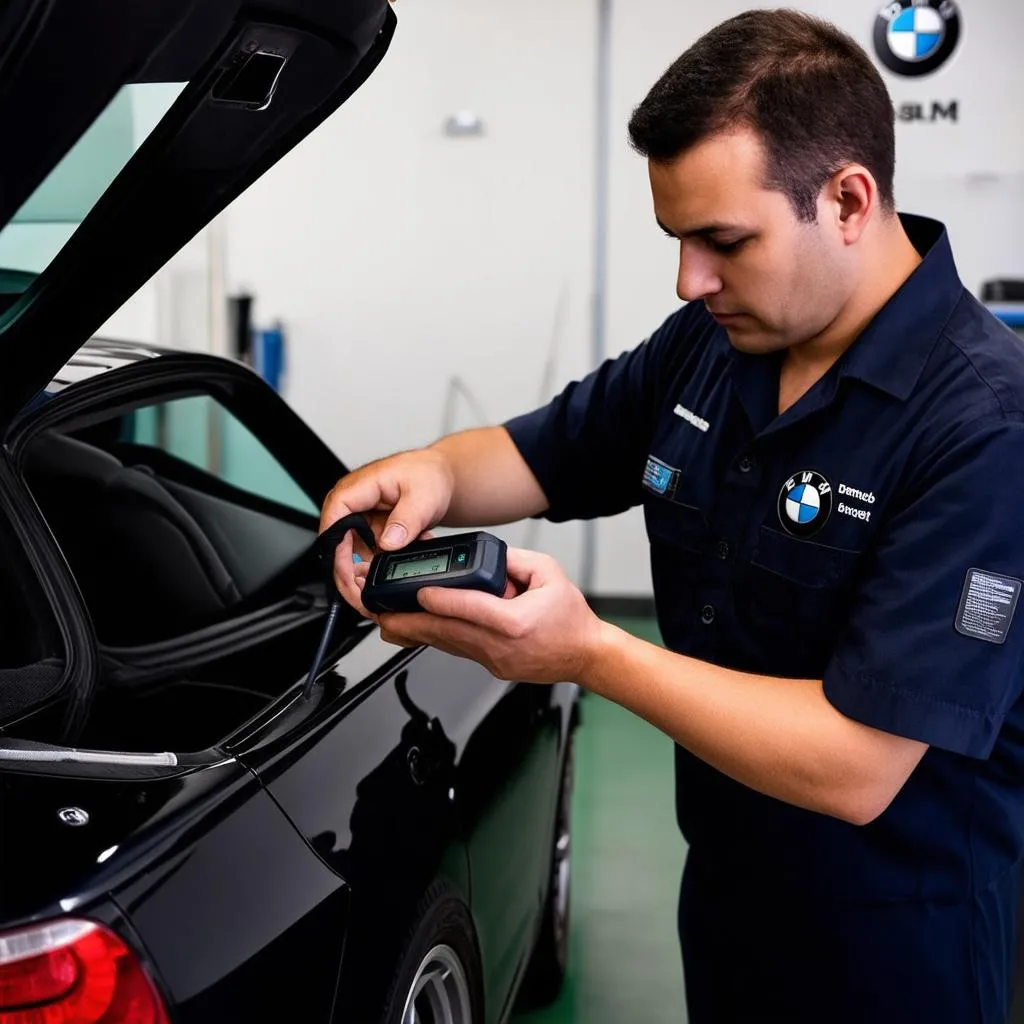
80, 616, 335, 753
13, 403, 362, 754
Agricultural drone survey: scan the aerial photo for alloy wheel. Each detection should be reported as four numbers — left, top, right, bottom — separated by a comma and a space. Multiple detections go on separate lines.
400, 943, 473, 1024
552, 741, 574, 964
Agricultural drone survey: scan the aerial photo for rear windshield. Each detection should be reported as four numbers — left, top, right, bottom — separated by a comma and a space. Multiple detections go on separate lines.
0, 83, 184, 282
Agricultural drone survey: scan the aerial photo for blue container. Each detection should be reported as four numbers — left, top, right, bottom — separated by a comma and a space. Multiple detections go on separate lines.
254, 324, 285, 392
989, 305, 1024, 330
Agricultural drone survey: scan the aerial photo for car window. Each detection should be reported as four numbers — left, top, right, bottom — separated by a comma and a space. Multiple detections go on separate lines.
0, 82, 185, 278
22, 392, 320, 647
124, 395, 319, 517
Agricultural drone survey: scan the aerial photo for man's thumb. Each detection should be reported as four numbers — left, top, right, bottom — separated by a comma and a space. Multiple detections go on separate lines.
380, 498, 436, 550
380, 518, 409, 549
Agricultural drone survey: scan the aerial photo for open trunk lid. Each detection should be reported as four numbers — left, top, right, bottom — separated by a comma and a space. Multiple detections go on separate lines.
0, 0, 395, 426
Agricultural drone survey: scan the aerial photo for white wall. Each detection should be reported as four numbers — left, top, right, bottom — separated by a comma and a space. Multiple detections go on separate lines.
97, 84, 211, 352
96, 1, 1024, 597
224, 0, 598, 578
596, 0, 1024, 596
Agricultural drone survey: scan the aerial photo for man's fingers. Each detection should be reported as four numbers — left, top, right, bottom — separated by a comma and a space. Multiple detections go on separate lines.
378, 626, 420, 648
379, 611, 491, 651
380, 625, 479, 665
321, 476, 382, 613
331, 542, 377, 619
414, 548, 560, 628
416, 586, 525, 635
319, 475, 383, 533
332, 541, 353, 601
331, 528, 373, 607
504, 547, 560, 589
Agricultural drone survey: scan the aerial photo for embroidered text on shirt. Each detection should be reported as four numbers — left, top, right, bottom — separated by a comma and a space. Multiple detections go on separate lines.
673, 404, 710, 432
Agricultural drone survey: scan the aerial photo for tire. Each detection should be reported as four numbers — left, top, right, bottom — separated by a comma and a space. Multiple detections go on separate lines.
380, 882, 484, 1024
515, 731, 575, 1010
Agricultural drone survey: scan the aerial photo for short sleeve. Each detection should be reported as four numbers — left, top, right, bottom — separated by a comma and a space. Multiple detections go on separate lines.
503, 306, 694, 522
824, 419, 1024, 758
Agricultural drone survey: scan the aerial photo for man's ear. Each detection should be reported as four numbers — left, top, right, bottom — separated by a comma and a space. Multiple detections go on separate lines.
823, 164, 877, 244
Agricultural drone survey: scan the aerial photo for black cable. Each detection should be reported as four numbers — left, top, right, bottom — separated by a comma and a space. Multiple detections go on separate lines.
302, 599, 341, 700
302, 513, 376, 700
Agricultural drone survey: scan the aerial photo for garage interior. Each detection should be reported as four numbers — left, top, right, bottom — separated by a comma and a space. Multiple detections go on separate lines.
7, 0, 1023, 1020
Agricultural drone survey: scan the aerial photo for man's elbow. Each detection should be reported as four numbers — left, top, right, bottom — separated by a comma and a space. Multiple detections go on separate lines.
838, 796, 889, 827
824, 730, 927, 826
831, 783, 902, 827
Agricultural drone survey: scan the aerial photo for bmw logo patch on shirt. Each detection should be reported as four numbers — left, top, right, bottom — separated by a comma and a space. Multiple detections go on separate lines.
873, 0, 960, 77
778, 470, 833, 538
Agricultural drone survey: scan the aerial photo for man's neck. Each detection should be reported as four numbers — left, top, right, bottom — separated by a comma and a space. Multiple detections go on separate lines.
779, 220, 923, 415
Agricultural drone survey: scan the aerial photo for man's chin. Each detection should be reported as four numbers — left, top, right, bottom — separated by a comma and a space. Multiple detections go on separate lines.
719, 321, 779, 354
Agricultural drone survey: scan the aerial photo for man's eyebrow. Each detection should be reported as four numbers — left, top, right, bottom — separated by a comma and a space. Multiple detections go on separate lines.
656, 218, 747, 238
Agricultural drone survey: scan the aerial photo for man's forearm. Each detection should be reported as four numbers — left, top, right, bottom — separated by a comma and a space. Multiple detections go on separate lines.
430, 426, 549, 527
578, 622, 926, 825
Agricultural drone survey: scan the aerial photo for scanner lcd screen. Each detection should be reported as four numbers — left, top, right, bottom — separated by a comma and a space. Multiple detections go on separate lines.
385, 550, 451, 581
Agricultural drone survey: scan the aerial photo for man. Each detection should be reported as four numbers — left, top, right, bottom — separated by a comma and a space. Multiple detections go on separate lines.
322, 10, 1024, 1022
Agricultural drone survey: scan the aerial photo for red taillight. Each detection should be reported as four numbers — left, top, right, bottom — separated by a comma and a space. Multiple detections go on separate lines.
0, 919, 170, 1024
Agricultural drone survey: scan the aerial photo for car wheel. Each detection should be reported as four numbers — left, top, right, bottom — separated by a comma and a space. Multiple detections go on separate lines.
381, 882, 484, 1024
515, 731, 575, 1009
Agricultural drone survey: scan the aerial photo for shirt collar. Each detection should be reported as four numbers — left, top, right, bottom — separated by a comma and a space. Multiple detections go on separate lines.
836, 213, 964, 400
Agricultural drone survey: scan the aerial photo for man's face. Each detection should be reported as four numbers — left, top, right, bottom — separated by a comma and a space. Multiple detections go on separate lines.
649, 128, 852, 354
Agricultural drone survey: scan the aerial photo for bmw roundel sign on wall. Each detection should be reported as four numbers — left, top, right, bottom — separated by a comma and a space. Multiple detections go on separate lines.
873, 0, 961, 77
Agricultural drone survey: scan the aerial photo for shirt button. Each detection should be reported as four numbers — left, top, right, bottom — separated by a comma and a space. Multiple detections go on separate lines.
738, 454, 756, 473
716, 540, 730, 560
700, 603, 716, 625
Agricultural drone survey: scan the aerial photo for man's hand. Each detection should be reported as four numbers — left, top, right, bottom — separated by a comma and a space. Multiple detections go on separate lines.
374, 548, 603, 684
319, 449, 454, 617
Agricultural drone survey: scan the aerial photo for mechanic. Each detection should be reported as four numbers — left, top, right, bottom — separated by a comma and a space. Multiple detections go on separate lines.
321, 11, 1024, 1022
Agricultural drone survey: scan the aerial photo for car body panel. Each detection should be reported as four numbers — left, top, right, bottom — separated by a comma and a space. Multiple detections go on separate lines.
0, 754, 351, 1020
233, 626, 573, 1021
114, 785, 349, 1022
0, 758, 245, 923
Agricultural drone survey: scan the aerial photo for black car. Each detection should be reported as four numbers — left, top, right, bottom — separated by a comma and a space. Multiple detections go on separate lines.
0, 3, 578, 1022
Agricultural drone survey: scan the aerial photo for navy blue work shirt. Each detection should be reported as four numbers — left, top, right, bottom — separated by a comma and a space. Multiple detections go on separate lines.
505, 215, 1024, 1022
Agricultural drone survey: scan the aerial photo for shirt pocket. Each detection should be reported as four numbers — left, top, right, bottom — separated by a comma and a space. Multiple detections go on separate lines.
643, 497, 709, 556
643, 497, 710, 644
735, 525, 862, 676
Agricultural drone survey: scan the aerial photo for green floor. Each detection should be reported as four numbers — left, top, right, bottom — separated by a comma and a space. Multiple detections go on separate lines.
512, 616, 690, 1024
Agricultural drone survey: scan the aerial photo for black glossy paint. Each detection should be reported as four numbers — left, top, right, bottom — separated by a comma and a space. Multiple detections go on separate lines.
233, 627, 577, 1021
116, 785, 349, 1022
0, 635, 575, 1022
0, 759, 247, 923
0, 759, 347, 1019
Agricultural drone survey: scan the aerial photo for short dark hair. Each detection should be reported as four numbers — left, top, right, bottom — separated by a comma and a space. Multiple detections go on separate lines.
627, 9, 895, 222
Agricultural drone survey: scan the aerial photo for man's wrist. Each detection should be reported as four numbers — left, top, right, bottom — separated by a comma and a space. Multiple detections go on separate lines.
575, 618, 629, 695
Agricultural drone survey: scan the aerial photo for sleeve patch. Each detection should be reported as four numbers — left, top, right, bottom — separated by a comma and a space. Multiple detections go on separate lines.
954, 568, 1022, 645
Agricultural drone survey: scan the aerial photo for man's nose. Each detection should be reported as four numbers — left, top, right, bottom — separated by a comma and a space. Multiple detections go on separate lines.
676, 249, 722, 302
